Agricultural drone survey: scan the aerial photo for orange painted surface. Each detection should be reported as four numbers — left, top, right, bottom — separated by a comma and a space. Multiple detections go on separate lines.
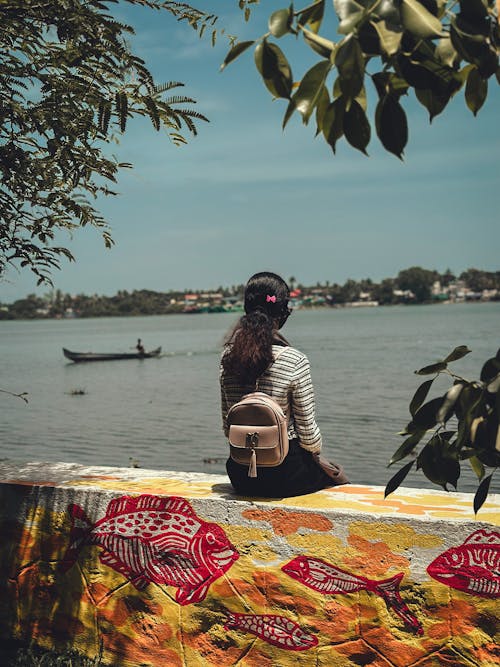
241, 508, 333, 535
344, 534, 410, 577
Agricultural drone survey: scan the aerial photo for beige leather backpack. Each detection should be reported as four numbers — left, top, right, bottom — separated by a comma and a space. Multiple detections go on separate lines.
226, 349, 289, 478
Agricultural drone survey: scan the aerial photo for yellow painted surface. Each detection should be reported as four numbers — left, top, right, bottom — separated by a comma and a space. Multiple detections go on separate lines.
348, 522, 444, 550
63, 474, 500, 523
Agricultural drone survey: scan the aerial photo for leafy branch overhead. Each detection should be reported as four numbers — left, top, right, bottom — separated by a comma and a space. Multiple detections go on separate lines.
0, 0, 224, 284
223, 0, 500, 158
385, 345, 500, 513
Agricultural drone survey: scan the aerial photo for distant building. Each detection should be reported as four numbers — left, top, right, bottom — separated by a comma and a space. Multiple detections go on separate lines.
482, 289, 498, 300
393, 289, 415, 300
431, 281, 448, 301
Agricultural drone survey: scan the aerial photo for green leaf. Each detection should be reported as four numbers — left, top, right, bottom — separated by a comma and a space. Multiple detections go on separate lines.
333, 76, 342, 99
322, 96, 346, 153
118, 92, 128, 133
476, 447, 500, 469
468, 454, 485, 479
435, 37, 458, 68
397, 55, 437, 91
300, 26, 337, 59
465, 67, 487, 116
459, 447, 478, 459
400, 0, 443, 39
473, 473, 493, 514
358, 21, 381, 56
450, 17, 487, 48
338, 10, 364, 35
445, 460, 461, 489
335, 36, 365, 100
390, 430, 427, 465
291, 60, 332, 124
444, 345, 471, 363
472, 416, 500, 468
371, 20, 403, 56
220, 40, 255, 70
415, 361, 447, 375
459, 0, 488, 23
143, 97, 160, 131
385, 460, 415, 497
343, 99, 370, 154
297, 0, 325, 34
283, 97, 297, 129
480, 355, 500, 382
254, 40, 293, 99
415, 88, 451, 122
375, 95, 408, 159
412, 396, 445, 430
373, 0, 401, 23
355, 85, 367, 111
47, 138, 58, 156
410, 379, 434, 417
450, 19, 498, 78
334, 0, 365, 22
436, 383, 464, 423
315, 84, 331, 135
372, 72, 408, 99
99, 100, 112, 134
269, 7, 293, 38
486, 372, 500, 394
417, 437, 460, 490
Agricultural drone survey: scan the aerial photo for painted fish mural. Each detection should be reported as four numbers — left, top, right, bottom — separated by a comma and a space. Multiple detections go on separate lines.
59, 494, 239, 604
427, 529, 500, 599
282, 556, 423, 635
224, 612, 318, 651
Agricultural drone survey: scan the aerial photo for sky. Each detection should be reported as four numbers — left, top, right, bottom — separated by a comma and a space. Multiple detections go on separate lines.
1, 1, 499, 302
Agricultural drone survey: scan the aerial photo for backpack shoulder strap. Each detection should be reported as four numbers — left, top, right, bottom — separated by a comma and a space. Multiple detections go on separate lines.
255, 346, 288, 390
273, 345, 288, 362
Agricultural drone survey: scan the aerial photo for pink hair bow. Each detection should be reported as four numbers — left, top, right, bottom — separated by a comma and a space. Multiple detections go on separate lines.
266, 294, 276, 303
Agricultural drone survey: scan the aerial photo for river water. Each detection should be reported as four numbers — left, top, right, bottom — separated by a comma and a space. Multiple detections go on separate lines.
1, 302, 498, 493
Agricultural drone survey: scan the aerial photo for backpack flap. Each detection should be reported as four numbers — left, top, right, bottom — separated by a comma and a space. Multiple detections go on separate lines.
229, 425, 280, 449
229, 424, 284, 470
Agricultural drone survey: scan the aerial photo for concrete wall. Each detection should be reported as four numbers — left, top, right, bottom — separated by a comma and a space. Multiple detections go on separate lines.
0, 460, 498, 667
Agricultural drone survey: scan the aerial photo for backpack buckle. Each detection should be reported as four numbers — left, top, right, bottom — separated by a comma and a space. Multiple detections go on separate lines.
246, 432, 259, 448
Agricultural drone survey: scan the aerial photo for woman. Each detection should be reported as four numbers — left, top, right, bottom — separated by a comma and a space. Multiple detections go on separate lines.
220, 272, 348, 497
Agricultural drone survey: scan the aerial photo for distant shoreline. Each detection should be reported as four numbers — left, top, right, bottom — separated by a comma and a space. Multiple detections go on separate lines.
2, 268, 498, 320
1, 297, 498, 322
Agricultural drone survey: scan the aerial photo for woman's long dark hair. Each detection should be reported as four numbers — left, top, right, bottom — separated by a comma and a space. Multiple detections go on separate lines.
222, 272, 291, 385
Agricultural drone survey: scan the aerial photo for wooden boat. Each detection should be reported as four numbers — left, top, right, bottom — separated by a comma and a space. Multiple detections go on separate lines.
63, 347, 162, 362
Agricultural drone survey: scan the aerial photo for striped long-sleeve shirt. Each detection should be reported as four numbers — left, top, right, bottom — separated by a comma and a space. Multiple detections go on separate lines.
220, 344, 322, 453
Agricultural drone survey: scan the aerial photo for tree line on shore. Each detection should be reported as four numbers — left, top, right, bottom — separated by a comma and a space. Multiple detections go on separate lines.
1, 267, 499, 320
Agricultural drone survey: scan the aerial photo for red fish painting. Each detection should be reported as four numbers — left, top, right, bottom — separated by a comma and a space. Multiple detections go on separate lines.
282, 556, 423, 635
224, 612, 318, 651
427, 529, 500, 598
59, 494, 239, 605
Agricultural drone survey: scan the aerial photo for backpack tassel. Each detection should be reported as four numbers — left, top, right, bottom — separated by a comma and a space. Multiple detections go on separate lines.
248, 449, 257, 478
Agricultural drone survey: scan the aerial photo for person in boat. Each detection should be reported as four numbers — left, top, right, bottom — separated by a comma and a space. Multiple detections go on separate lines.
136, 339, 145, 355
220, 271, 349, 497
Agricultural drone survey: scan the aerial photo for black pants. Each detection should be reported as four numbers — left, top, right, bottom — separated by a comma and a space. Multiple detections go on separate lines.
226, 439, 336, 498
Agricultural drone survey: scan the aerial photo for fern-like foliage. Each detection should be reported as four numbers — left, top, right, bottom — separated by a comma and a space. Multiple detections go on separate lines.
128, 1, 225, 45
0, 0, 215, 284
